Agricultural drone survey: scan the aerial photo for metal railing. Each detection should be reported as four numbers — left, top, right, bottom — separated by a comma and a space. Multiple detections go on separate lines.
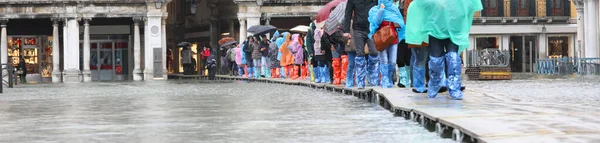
536, 58, 600, 75
466, 49, 511, 67
1, 64, 17, 93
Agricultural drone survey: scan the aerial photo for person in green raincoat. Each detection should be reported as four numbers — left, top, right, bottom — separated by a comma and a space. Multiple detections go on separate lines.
405, 0, 482, 100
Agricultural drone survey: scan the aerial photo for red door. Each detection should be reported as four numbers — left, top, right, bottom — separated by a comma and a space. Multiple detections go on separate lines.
550, 0, 564, 16
485, 0, 499, 16
516, 0, 529, 16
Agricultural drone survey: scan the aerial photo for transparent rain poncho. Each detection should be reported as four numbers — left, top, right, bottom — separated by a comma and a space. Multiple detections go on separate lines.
405, 0, 483, 53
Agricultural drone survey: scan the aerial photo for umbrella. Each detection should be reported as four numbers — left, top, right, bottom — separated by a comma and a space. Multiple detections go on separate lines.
324, 2, 347, 35
247, 25, 277, 36
316, 0, 347, 23
220, 41, 238, 48
176, 42, 191, 47
290, 25, 309, 33
218, 37, 235, 45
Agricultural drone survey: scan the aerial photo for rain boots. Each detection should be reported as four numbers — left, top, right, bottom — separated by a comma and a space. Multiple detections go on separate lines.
398, 66, 411, 88
280, 67, 286, 78
275, 68, 281, 78
248, 66, 254, 78
301, 62, 309, 80
332, 58, 342, 85
320, 65, 331, 84
254, 67, 261, 78
379, 64, 393, 88
345, 57, 355, 88
239, 66, 244, 76
355, 57, 367, 89
367, 55, 380, 86
264, 66, 271, 78
270, 68, 276, 78
341, 55, 348, 82
427, 56, 445, 98
309, 65, 316, 82
291, 65, 300, 80
446, 52, 463, 100
314, 66, 322, 83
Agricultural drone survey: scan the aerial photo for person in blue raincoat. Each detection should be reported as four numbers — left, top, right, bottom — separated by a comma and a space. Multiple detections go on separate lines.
405, 0, 482, 100
367, 0, 405, 88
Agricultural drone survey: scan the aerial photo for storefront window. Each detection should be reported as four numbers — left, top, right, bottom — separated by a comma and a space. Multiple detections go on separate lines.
548, 36, 569, 59
42, 37, 53, 78
178, 43, 198, 73
476, 37, 499, 50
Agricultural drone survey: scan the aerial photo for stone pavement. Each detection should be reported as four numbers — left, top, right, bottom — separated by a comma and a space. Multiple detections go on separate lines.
216, 75, 600, 143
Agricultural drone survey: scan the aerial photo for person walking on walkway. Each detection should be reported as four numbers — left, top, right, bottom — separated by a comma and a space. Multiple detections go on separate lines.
181, 45, 192, 75
405, 0, 482, 100
243, 37, 255, 78
260, 35, 272, 78
344, 0, 379, 89
368, 0, 405, 88
234, 44, 244, 76
290, 34, 304, 80
279, 33, 294, 78
269, 31, 281, 78
251, 36, 263, 78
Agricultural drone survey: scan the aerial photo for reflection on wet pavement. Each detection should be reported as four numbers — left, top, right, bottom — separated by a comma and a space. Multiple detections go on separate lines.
0, 80, 451, 142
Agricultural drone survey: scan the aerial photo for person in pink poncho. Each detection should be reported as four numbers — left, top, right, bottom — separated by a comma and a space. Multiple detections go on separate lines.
234, 44, 244, 76
289, 34, 305, 80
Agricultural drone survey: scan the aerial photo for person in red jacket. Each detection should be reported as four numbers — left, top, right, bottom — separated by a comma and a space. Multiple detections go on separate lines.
201, 45, 211, 75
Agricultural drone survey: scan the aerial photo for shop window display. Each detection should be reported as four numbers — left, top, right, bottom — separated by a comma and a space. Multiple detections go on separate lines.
7, 36, 52, 83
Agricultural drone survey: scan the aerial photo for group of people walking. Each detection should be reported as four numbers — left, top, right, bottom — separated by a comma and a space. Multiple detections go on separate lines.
228, 0, 482, 100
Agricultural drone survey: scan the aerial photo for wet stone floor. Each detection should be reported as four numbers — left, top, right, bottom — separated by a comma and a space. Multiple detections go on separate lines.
0, 80, 451, 143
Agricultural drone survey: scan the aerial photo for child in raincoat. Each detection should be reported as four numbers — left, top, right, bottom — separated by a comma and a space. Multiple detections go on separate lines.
405, 0, 482, 100
368, 0, 405, 88
269, 31, 281, 78
289, 34, 304, 80
279, 33, 294, 78
235, 44, 244, 76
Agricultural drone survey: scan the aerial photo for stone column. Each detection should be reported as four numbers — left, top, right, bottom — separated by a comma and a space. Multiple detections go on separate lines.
246, 16, 261, 35
585, 0, 598, 58
144, 16, 162, 80
133, 17, 143, 81
238, 18, 247, 43
573, 0, 585, 58
161, 17, 168, 79
0, 19, 7, 69
82, 18, 92, 82
229, 20, 235, 38
51, 18, 61, 83
63, 18, 81, 82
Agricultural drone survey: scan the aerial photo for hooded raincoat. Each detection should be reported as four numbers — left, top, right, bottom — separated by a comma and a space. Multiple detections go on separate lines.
235, 45, 243, 65
405, 0, 483, 52
279, 33, 294, 66
290, 34, 304, 65
367, 0, 405, 42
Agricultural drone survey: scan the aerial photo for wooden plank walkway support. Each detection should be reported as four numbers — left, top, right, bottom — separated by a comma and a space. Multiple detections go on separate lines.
214, 75, 600, 143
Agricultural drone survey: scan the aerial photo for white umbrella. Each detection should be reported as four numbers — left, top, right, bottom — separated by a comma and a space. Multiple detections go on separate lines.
290, 25, 310, 33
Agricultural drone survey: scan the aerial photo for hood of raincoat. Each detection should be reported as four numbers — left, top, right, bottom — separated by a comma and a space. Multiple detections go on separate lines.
405, 0, 482, 52
367, 0, 405, 42
271, 31, 280, 43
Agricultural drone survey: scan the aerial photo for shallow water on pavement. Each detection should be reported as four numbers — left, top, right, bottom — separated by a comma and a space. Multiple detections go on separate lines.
0, 80, 451, 143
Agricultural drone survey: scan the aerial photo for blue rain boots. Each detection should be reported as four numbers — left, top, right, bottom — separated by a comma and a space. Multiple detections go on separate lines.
254, 67, 261, 78
264, 67, 271, 78
355, 57, 367, 89
367, 55, 380, 86
427, 56, 445, 98
345, 62, 356, 88
314, 66, 321, 83
398, 66, 411, 88
446, 52, 463, 100
321, 66, 331, 83
380, 64, 393, 88
412, 64, 427, 93
248, 67, 254, 78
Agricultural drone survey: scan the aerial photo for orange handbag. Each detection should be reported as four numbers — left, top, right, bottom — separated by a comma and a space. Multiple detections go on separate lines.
373, 24, 397, 51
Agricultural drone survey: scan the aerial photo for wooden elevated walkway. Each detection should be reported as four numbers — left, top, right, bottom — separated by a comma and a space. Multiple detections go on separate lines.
215, 75, 600, 143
